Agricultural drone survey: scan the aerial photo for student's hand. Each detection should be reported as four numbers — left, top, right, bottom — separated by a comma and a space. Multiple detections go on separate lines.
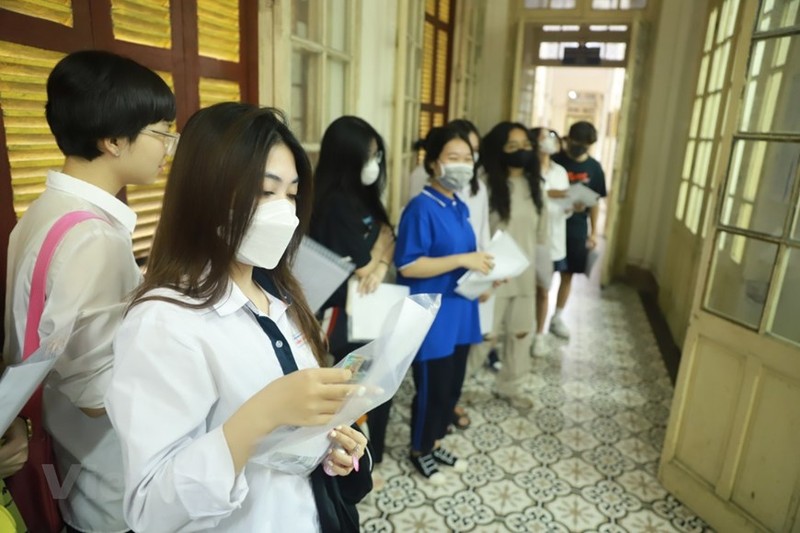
573, 201, 587, 213
0, 417, 29, 478
492, 279, 507, 288
259, 368, 357, 428
586, 235, 598, 250
478, 291, 492, 303
461, 252, 494, 275
322, 425, 368, 476
357, 267, 384, 295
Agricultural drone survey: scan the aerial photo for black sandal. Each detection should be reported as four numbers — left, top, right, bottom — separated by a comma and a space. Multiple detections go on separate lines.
452, 408, 471, 430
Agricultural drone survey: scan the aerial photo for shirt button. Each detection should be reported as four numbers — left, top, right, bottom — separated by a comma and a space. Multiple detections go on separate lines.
275, 340, 284, 348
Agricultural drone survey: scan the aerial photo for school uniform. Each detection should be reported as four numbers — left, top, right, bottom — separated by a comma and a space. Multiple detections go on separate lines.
542, 162, 570, 265
4, 170, 138, 533
395, 186, 482, 453
105, 271, 370, 532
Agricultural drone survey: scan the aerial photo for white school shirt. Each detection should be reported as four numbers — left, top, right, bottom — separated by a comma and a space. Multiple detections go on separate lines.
3, 170, 140, 532
105, 281, 322, 532
542, 162, 570, 262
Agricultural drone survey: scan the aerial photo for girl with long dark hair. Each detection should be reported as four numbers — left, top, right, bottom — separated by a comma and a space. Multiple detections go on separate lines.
310, 115, 395, 480
106, 103, 371, 532
479, 122, 548, 409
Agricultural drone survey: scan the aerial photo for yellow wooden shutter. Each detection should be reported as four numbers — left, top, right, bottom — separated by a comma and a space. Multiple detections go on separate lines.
0, 41, 65, 218
111, 0, 172, 48
1, 0, 73, 26
199, 77, 241, 108
198, 0, 240, 61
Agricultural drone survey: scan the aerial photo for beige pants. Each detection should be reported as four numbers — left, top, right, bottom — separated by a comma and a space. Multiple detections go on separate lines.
467, 295, 535, 394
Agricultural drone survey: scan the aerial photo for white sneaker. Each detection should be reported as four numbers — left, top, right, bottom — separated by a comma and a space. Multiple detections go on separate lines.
549, 315, 570, 339
532, 334, 549, 357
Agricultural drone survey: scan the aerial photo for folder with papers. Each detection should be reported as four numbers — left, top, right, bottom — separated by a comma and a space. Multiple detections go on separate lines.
292, 237, 355, 313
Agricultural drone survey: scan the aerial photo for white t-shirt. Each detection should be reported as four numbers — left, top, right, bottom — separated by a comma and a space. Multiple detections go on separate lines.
4, 170, 140, 533
542, 162, 570, 262
106, 281, 326, 532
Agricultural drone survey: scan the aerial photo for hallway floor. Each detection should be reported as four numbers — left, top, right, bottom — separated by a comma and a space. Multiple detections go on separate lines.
357, 277, 713, 532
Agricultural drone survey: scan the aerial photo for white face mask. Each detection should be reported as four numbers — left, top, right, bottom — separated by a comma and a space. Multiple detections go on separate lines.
361, 158, 380, 186
540, 136, 559, 155
438, 162, 474, 191
236, 199, 299, 270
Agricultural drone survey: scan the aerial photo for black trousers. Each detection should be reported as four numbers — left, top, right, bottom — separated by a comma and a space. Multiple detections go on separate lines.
328, 306, 392, 463
410, 345, 470, 454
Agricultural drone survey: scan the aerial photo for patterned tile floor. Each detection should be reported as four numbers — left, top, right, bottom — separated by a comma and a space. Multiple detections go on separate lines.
357, 276, 713, 532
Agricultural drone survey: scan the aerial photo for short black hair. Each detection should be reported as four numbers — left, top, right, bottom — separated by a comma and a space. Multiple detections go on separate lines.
46, 50, 176, 160
422, 125, 473, 177
568, 121, 597, 145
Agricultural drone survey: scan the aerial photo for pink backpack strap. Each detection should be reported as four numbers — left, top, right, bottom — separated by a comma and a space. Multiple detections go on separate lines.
22, 211, 105, 360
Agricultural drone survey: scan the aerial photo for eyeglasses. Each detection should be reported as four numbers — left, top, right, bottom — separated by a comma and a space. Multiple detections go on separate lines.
141, 128, 180, 157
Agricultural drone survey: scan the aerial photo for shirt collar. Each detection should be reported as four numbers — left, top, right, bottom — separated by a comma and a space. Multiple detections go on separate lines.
421, 185, 459, 208
212, 271, 290, 321
46, 170, 137, 233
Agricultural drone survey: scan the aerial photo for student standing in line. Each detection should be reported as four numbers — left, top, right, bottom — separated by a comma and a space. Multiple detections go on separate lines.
3, 50, 176, 533
530, 127, 571, 356
480, 122, 548, 409
310, 115, 394, 482
550, 121, 607, 339
105, 103, 371, 532
443, 119, 489, 431
395, 125, 492, 483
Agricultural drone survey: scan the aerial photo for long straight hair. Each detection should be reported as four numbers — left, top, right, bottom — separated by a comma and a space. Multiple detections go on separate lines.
131, 102, 327, 364
312, 116, 390, 227
480, 122, 543, 222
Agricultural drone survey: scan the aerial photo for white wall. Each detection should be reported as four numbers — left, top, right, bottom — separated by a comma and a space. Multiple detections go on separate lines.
354, 0, 398, 142
622, 0, 709, 282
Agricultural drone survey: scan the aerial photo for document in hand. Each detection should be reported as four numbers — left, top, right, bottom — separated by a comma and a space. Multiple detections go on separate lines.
455, 230, 531, 300
292, 237, 355, 313
0, 322, 73, 436
251, 293, 441, 474
569, 182, 601, 208
346, 280, 410, 342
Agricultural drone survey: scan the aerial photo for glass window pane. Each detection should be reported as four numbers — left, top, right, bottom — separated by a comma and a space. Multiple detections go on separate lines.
327, 60, 346, 126
620, 0, 647, 8
550, 0, 577, 7
706, 231, 779, 328
757, 0, 800, 33
291, 49, 319, 143
720, 140, 800, 236
770, 246, 800, 345
593, 0, 615, 7
740, 35, 800, 134
293, 0, 318, 41
327, 0, 347, 51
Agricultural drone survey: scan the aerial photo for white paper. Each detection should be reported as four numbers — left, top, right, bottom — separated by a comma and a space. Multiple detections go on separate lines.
346, 281, 410, 342
292, 237, 355, 312
550, 183, 601, 211
251, 294, 441, 474
0, 323, 72, 436
456, 231, 531, 300
569, 183, 601, 208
